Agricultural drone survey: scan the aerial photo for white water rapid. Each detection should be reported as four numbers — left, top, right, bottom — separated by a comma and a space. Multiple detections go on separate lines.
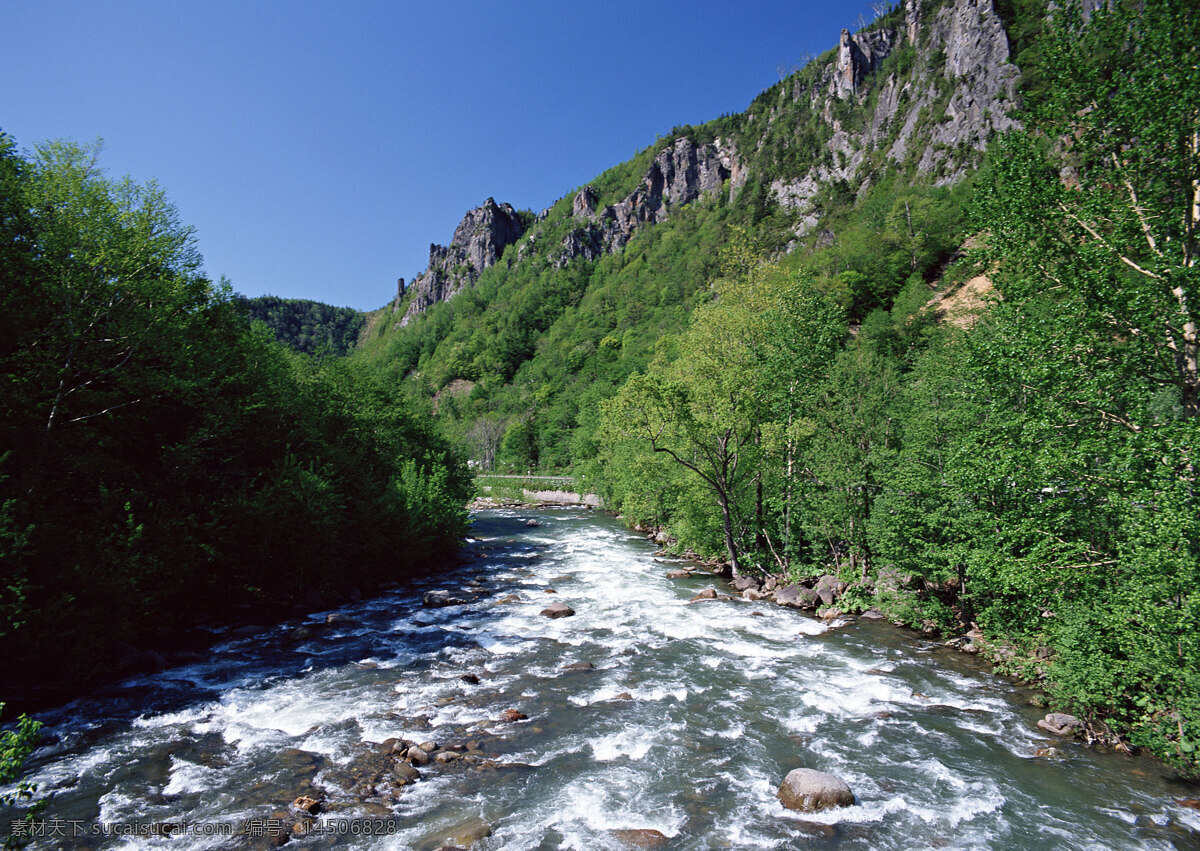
3, 508, 1198, 849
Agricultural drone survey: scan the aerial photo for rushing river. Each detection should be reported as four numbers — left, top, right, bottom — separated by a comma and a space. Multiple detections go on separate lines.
5, 508, 1199, 849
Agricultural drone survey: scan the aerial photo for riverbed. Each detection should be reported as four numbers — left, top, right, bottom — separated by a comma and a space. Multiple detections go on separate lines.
4, 508, 1198, 849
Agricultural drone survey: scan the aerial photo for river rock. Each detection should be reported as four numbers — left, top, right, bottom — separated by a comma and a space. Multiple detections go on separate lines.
423, 590, 467, 607
324, 612, 357, 626
774, 584, 819, 609
814, 574, 848, 606
231, 625, 269, 638
562, 661, 595, 672
393, 762, 420, 784
541, 601, 575, 618
610, 828, 670, 847
496, 594, 521, 604
777, 768, 855, 812
460, 672, 481, 685
500, 709, 528, 722
690, 588, 718, 602
1037, 713, 1083, 737
743, 588, 765, 601
666, 570, 691, 579
731, 576, 761, 592
407, 746, 431, 765
447, 817, 493, 846
526, 519, 541, 527
113, 646, 168, 674
292, 796, 321, 815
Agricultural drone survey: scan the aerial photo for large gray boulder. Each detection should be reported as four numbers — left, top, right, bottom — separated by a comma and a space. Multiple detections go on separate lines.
814, 574, 848, 607
423, 589, 467, 608
777, 768, 855, 813
774, 584, 820, 610
540, 601, 575, 618
1037, 713, 1083, 738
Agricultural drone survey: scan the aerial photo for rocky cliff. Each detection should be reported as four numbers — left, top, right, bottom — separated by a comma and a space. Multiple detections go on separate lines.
394, 198, 526, 327
548, 137, 745, 266
770, 0, 1021, 239
391, 0, 1021, 319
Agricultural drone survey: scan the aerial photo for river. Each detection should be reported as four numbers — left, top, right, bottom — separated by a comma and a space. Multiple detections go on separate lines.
4, 508, 1198, 849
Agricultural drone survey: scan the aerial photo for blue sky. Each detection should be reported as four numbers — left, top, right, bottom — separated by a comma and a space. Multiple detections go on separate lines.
3, 1, 885, 310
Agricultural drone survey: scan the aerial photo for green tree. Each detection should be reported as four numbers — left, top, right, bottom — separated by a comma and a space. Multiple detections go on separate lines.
970, 0, 1200, 773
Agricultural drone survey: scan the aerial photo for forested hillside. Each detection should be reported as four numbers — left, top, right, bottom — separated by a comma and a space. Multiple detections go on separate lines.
0, 137, 472, 702
363, 0, 1200, 774
234, 295, 366, 356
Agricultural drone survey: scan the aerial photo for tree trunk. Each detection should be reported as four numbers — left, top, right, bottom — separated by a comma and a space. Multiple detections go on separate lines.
718, 491, 741, 577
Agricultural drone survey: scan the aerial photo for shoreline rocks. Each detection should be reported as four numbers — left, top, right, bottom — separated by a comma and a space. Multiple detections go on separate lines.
1037, 712, 1083, 738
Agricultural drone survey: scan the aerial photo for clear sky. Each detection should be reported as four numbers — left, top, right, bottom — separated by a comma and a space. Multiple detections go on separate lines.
3, 1, 885, 311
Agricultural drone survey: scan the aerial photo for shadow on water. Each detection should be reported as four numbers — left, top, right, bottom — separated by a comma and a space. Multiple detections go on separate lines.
17, 511, 547, 775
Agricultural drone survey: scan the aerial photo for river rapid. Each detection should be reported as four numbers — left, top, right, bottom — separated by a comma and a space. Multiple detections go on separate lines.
5, 507, 1199, 849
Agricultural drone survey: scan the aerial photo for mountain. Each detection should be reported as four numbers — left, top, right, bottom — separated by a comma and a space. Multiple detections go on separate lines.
359, 0, 1017, 468
359, 0, 1200, 778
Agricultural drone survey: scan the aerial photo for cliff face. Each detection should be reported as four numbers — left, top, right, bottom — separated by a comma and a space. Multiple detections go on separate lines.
394, 198, 525, 327
551, 137, 745, 266
771, 0, 1020, 239
392, 0, 1020, 320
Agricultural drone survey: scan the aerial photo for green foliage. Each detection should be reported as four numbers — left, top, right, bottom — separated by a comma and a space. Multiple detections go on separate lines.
0, 137, 472, 693
357, 0, 1197, 777
234, 295, 366, 356
0, 704, 45, 849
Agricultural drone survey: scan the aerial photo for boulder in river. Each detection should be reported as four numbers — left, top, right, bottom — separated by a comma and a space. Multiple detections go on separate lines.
540, 601, 575, 618
292, 795, 321, 815
777, 768, 855, 812
392, 762, 420, 784
500, 709, 528, 722
1037, 712, 1083, 737
113, 645, 168, 674
731, 576, 761, 592
423, 589, 467, 607
666, 570, 691, 579
690, 588, 718, 602
610, 828, 670, 847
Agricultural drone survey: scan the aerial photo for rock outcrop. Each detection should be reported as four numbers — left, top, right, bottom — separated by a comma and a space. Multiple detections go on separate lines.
553, 136, 744, 266
772, 0, 1021, 238
397, 198, 526, 327
392, 0, 1022, 319
832, 27, 898, 98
